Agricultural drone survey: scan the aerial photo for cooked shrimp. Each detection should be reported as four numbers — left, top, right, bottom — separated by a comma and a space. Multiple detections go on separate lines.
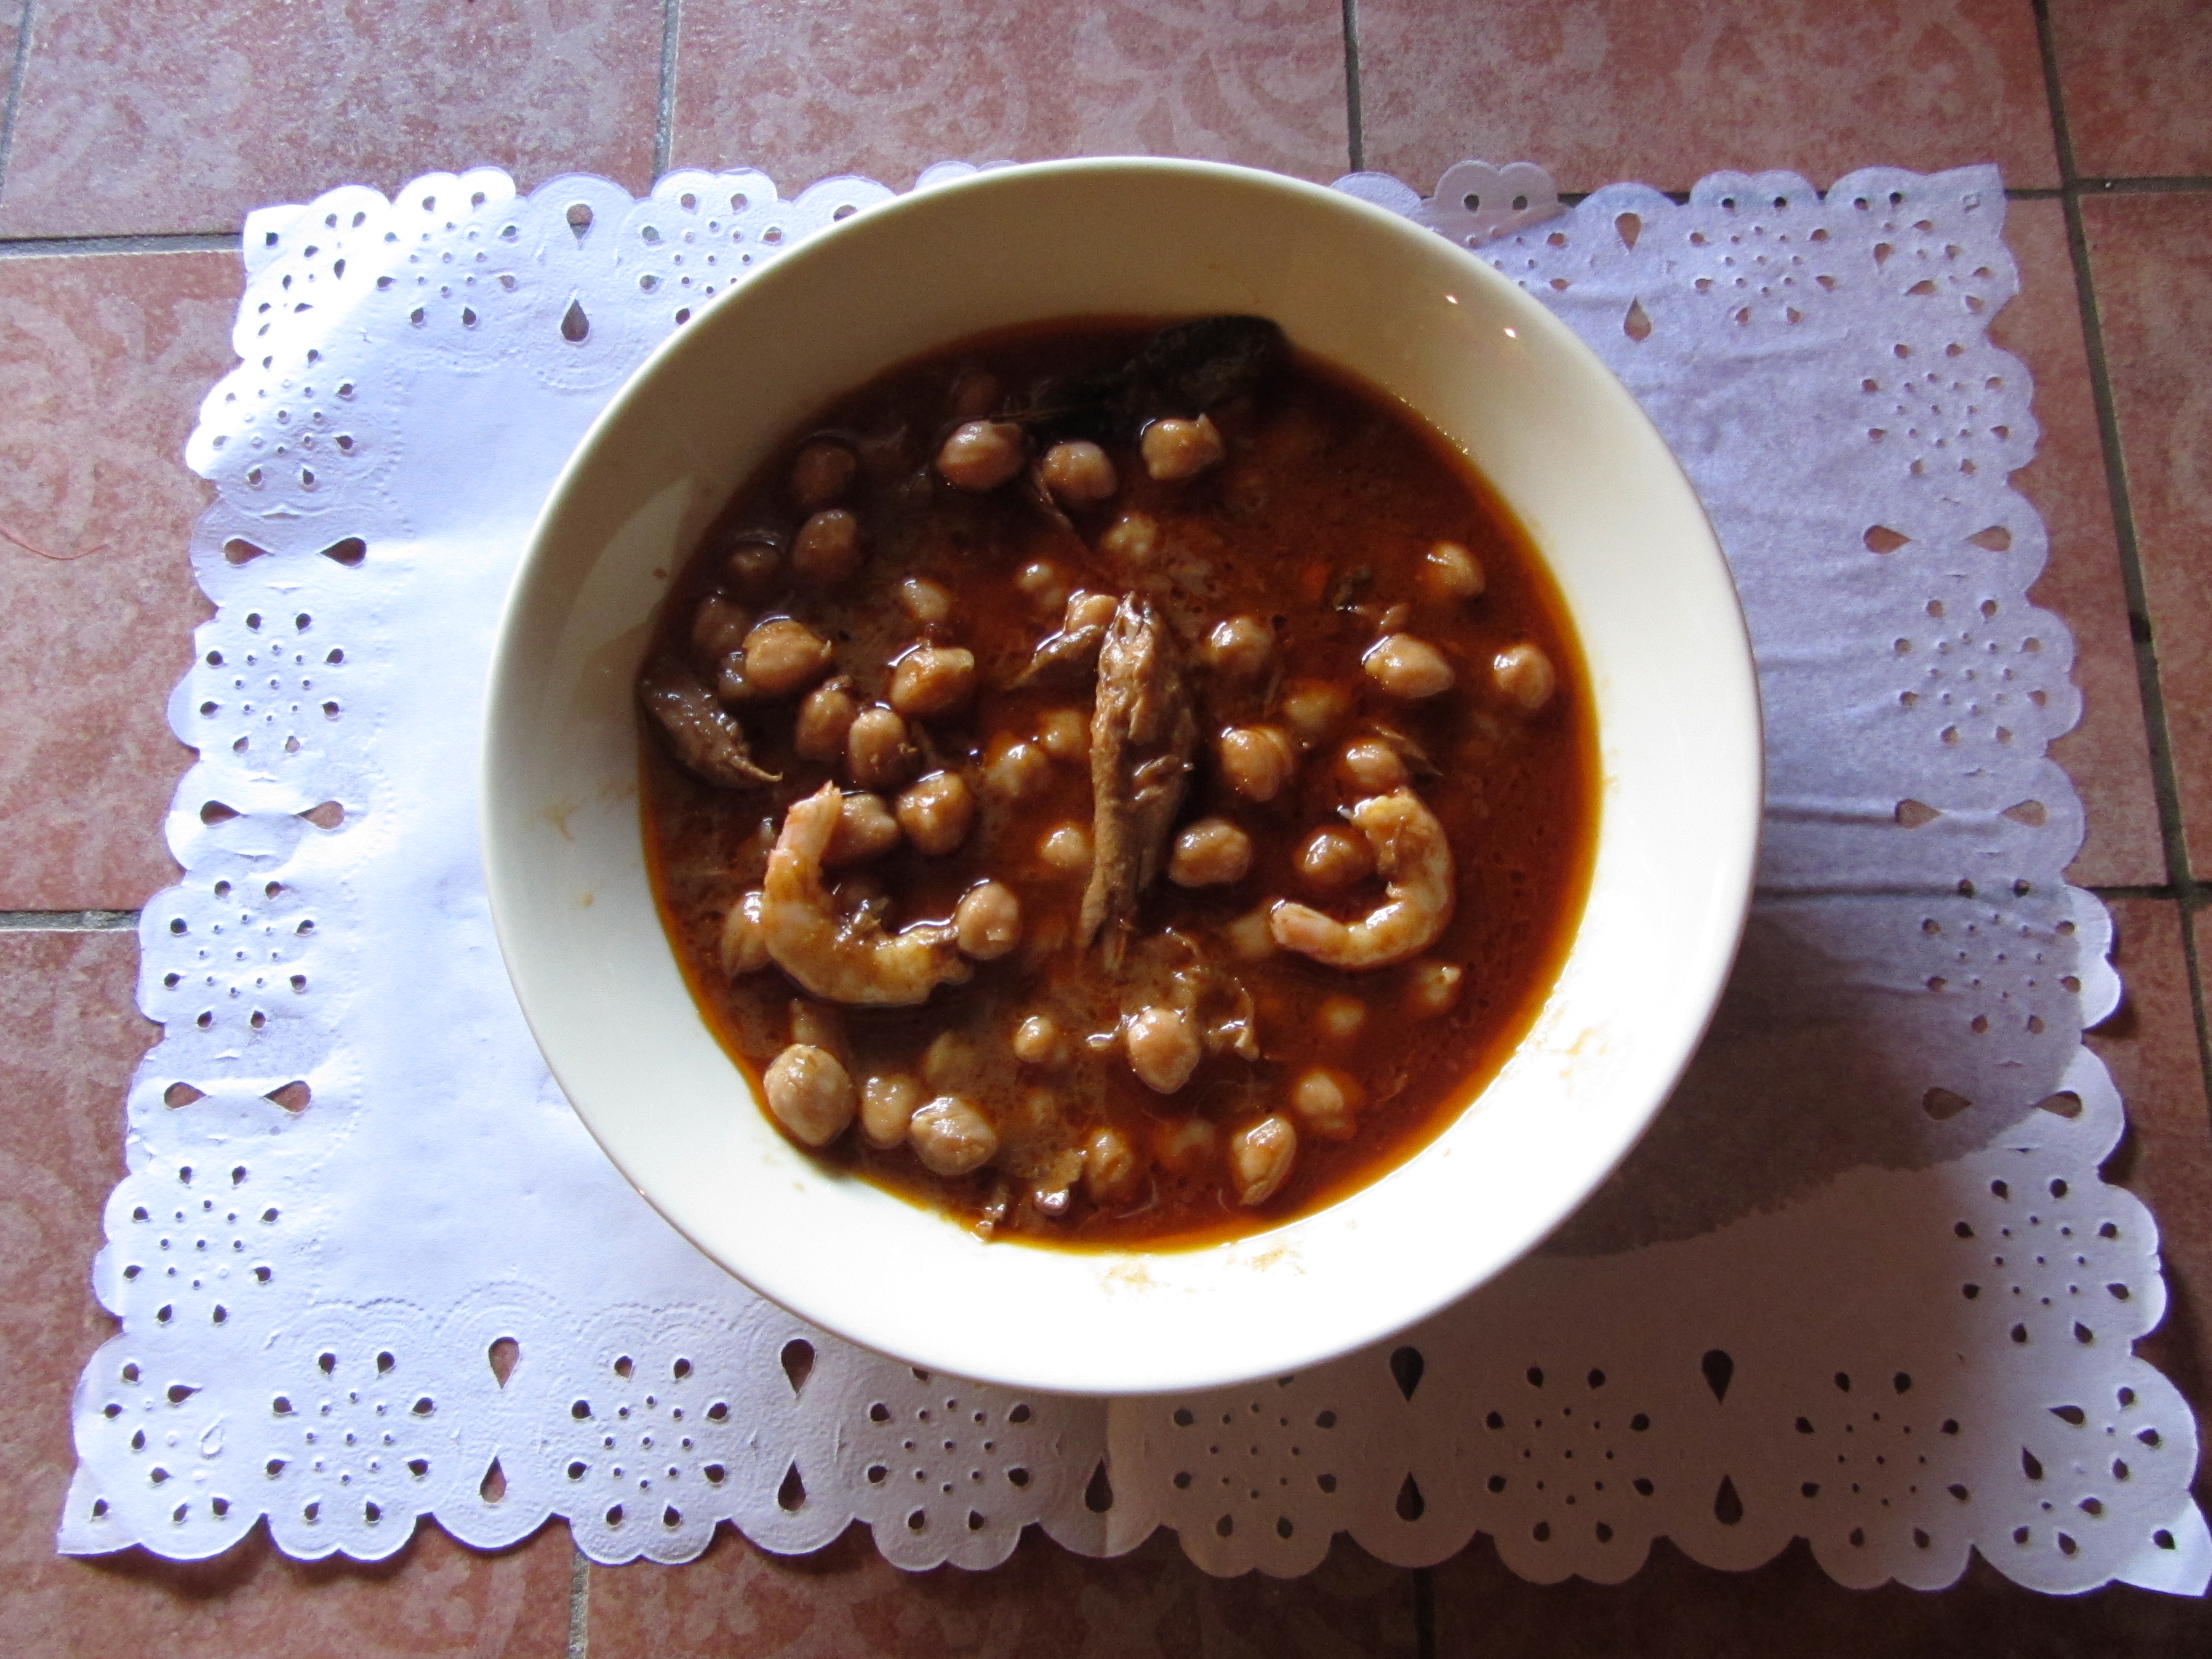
761, 783, 973, 1006
1267, 788, 1454, 970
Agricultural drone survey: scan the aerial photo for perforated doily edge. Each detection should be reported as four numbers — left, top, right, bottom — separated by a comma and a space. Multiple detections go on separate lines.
55, 159, 2208, 1599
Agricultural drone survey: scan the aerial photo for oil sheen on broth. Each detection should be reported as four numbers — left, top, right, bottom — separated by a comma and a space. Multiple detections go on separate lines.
638, 317, 1597, 1249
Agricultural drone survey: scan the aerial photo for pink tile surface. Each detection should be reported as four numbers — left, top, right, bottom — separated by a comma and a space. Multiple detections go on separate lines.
0, 0, 664, 239
1356, 0, 2061, 198
1990, 200, 2166, 888
669, 0, 1350, 194
0, 251, 241, 911
589, 1523, 1417, 1658
2081, 194, 2212, 873
2048, 0, 2212, 180
0, 930, 576, 1653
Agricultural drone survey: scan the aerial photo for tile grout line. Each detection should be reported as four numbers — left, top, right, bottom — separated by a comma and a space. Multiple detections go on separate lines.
2090, 884, 2199, 904
0, 230, 241, 257
653, 0, 680, 185
0, 910, 138, 931
2030, 0, 2212, 1116
1339, 0, 1363, 174
2078, 175, 2212, 194
0, 0, 35, 204
567, 1541, 590, 1658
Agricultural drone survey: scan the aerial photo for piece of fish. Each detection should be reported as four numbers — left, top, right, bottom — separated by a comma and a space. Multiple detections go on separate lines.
1079, 596, 1198, 966
638, 655, 779, 787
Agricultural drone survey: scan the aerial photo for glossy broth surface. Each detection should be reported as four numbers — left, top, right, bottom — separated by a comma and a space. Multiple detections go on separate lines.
640, 317, 1597, 1249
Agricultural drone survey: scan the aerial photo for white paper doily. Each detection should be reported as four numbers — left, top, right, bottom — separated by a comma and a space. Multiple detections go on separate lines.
58, 159, 2210, 1597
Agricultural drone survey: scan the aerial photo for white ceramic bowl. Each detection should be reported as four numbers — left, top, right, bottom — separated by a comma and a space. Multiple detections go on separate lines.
484, 158, 1760, 1396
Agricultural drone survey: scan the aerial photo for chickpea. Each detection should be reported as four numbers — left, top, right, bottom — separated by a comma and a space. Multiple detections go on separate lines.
1016, 559, 1068, 614
922, 1029, 985, 1094
1039, 823, 1093, 876
1125, 1004, 1202, 1094
716, 654, 757, 702
790, 439, 857, 510
1202, 615, 1273, 679
1217, 724, 1295, 802
1279, 680, 1350, 749
1407, 960, 1465, 1018
1037, 707, 1089, 763
740, 618, 834, 698
1065, 589, 1120, 633
936, 420, 1027, 491
889, 645, 976, 718
1317, 995, 1368, 1043
910, 1095, 999, 1176
1141, 414, 1226, 481
1229, 1115, 1298, 1206
794, 678, 858, 761
825, 791, 901, 865
1290, 1068, 1361, 1140
1099, 511, 1161, 566
1040, 439, 1118, 505
949, 368, 999, 422
763, 1044, 856, 1147
691, 594, 752, 661
1223, 904, 1277, 962
789, 998, 847, 1053
718, 890, 768, 975
791, 508, 862, 585
955, 881, 1022, 959
846, 705, 916, 790
1155, 1116, 1219, 1175
1421, 540, 1485, 601
1363, 633, 1455, 700
1013, 1014, 1068, 1068
1494, 642, 1557, 713
1084, 1126, 1144, 1206
983, 735, 1050, 801
724, 535, 782, 598
897, 575, 953, 625
885, 771, 967, 855
859, 1072, 920, 1149
1169, 817, 1254, 888
1005, 1086, 1062, 1141
1298, 825, 1375, 892
1337, 738, 1408, 793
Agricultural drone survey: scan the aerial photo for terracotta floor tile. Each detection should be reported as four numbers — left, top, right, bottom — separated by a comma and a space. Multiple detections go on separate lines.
2081, 194, 2212, 876
1428, 1535, 2212, 1656
0, 928, 577, 1650
1355, 0, 2061, 199
669, 0, 1350, 196
2047, 0, 2212, 180
589, 1521, 1418, 1658
0, 0, 663, 239
0, 931, 153, 1601
0, 251, 238, 911
1988, 200, 2167, 889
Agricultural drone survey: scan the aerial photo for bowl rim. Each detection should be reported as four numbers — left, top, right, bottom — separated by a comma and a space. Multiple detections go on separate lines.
483, 155, 1763, 1394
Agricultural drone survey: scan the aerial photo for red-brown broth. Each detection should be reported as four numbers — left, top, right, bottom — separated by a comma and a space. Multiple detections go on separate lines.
640, 317, 1598, 1249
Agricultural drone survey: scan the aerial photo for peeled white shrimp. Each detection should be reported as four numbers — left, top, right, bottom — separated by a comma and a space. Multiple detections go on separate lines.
761, 783, 973, 1006
1267, 788, 1454, 970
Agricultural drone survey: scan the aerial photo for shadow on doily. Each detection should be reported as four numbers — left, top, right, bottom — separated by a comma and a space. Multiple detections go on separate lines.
1545, 899, 2078, 1255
